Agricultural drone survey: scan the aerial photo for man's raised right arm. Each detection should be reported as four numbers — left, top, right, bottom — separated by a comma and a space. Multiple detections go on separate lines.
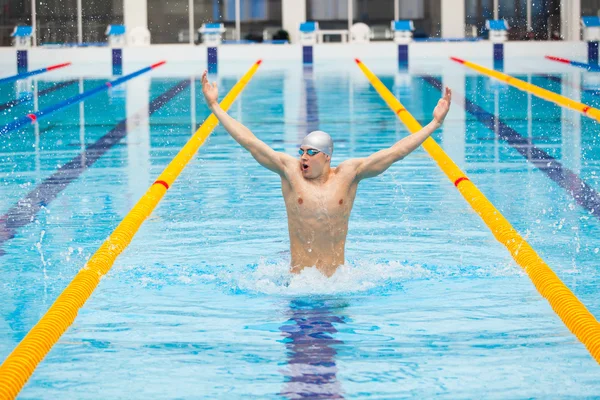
202, 71, 294, 175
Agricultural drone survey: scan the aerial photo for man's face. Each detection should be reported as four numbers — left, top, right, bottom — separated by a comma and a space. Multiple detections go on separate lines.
299, 146, 329, 179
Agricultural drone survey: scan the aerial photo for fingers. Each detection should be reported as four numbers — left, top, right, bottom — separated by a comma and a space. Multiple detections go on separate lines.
201, 70, 207, 84
440, 87, 451, 108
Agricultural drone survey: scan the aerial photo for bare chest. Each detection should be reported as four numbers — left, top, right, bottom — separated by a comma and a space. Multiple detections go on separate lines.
282, 176, 356, 221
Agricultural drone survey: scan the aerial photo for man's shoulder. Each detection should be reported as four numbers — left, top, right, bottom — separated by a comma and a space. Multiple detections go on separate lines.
333, 159, 362, 182
335, 158, 362, 172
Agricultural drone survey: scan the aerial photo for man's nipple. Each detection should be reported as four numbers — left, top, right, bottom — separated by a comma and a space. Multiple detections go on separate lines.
339, 199, 344, 205
298, 198, 303, 205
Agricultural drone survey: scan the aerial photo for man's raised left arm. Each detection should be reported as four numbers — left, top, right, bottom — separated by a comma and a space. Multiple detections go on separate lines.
347, 87, 452, 181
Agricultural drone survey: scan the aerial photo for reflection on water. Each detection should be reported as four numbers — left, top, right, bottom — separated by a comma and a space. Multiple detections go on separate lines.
303, 65, 319, 135
279, 299, 346, 399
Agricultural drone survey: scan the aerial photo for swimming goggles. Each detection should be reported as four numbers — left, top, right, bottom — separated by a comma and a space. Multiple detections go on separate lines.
298, 148, 321, 156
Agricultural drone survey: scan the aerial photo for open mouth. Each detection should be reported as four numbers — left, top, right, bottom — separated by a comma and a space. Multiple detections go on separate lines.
302, 163, 309, 171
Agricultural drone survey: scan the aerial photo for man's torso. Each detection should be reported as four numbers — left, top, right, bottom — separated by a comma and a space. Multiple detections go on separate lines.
281, 162, 358, 276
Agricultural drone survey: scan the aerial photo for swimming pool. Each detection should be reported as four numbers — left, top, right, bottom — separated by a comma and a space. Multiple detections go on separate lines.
1, 58, 599, 398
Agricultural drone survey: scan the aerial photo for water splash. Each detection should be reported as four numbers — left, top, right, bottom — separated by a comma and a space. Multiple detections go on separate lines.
34, 229, 48, 280
111, 258, 523, 297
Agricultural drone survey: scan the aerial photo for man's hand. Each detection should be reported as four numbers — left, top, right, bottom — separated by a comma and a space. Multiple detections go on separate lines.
433, 87, 452, 125
202, 70, 219, 108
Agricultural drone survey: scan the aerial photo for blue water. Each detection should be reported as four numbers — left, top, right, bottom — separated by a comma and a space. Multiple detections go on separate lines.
1, 59, 600, 398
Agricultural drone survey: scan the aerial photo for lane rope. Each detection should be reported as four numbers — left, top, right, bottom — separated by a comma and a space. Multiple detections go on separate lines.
0, 60, 263, 398
450, 56, 600, 122
0, 62, 71, 85
355, 58, 600, 364
1, 61, 166, 135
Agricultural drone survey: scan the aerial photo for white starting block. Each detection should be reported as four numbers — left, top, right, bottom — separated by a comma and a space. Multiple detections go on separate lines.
11, 26, 33, 48
199, 23, 226, 46
582, 16, 600, 41
486, 19, 509, 43
351, 23, 371, 43
299, 21, 318, 46
106, 25, 126, 47
391, 20, 414, 44
127, 26, 151, 47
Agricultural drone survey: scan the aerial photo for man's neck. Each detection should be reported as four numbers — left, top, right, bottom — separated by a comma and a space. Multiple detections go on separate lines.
308, 166, 332, 185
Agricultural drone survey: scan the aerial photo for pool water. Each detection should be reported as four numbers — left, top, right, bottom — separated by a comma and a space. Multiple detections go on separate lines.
1, 58, 599, 398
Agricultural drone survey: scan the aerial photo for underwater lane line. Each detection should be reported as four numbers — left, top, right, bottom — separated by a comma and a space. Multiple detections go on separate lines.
0, 79, 191, 254
0, 79, 79, 113
0, 60, 262, 399
355, 58, 600, 364
422, 75, 600, 221
0, 62, 72, 86
0, 61, 166, 135
303, 65, 319, 134
450, 57, 600, 122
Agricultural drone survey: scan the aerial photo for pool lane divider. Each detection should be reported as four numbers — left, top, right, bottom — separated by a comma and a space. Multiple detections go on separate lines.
0, 61, 166, 135
0, 79, 191, 255
0, 79, 79, 113
422, 75, 600, 221
545, 55, 600, 72
0, 62, 71, 85
450, 56, 600, 122
0, 59, 262, 399
354, 58, 600, 364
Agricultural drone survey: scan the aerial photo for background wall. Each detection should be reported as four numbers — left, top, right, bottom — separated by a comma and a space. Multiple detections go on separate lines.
2, 0, 599, 46
0, 40, 586, 74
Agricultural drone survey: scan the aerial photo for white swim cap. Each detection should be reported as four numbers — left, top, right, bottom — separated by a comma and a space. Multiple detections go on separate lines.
301, 130, 333, 156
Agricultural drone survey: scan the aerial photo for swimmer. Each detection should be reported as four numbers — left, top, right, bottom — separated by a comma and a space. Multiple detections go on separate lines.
201, 70, 451, 277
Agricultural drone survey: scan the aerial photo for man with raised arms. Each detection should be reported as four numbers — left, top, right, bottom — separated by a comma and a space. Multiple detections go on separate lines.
202, 70, 451, 277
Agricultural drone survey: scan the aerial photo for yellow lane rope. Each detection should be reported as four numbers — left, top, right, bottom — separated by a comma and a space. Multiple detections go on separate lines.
355, 58, 600, 363
0, 60, 263, 398
450, 56, 600, 122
